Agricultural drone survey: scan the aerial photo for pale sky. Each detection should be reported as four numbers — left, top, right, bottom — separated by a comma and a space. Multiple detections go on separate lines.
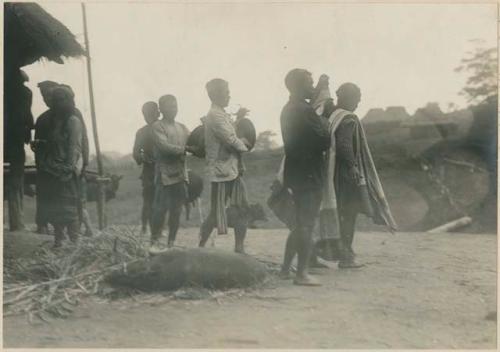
22, 2, 497, 155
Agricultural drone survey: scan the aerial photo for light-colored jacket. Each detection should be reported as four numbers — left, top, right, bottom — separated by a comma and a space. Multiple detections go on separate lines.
152, 119, 190, 186
203, 104, 248, 182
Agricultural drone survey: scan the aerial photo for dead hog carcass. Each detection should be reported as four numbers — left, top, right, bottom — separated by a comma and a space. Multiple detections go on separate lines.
107, 247, 267, 291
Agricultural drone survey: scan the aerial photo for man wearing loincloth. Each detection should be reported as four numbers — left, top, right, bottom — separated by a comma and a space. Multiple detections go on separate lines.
198, 78, 251, 254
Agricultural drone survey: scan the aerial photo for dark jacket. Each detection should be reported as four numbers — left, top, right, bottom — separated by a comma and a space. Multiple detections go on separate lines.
133, 124, 156, 187
34, 109, 53, 167
334, 115, 361, 208
35, 107, 89, 168
4, 82, 33, 163
280, 95, 330, 191
41, 113, 83, 180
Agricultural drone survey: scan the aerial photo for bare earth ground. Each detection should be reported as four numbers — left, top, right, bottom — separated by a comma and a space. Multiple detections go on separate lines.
3, 228, 497, 349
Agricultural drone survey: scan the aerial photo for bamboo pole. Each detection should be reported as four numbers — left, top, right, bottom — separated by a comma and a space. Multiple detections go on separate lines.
427, 216, 472, 233
81, 3, 106, 230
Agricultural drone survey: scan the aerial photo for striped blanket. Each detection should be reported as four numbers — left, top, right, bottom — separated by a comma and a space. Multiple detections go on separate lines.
321, 108, 398, 235
216, 177, 249, 234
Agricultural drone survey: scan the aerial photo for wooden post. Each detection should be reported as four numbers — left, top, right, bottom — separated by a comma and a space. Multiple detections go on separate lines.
96, 178, 107, 229
82, 3, 106, 230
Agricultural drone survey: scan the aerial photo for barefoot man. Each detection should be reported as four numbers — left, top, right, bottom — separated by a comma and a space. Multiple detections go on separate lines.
33, 80, 59, 234
198, 78, 250, 253
150, 95, 190, 250
320, 83, 397, 268
42, 86, 83, 247
133, 101, 160, 234
279, 69, 331, 286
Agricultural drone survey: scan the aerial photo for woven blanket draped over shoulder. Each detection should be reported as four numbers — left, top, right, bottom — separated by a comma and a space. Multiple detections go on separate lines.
321, 108, 397, 234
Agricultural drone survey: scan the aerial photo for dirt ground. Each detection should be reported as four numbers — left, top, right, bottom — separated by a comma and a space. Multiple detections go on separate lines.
3, 228, 497, 349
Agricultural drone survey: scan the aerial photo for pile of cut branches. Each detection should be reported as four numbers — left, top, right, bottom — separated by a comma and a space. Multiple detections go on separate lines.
3, 226, 148, 321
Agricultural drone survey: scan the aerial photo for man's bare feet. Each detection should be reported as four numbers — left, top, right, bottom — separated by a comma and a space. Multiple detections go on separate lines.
149, 241, 168, 255
310, 260, 329, 269
234, 243, 245, 254
279, 270, 293, 280
338, 260, 364, 269
293, 274, 322, 286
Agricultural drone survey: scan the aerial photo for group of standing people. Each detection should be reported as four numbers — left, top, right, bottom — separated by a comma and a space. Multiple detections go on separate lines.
133, 78, 253, 254
133, 69, 396, 288
4, 68, 93, 247
277, 69, 397, 286
6, 68, 396, 284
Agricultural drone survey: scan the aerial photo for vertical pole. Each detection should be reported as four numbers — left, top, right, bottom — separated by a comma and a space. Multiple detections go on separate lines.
82, 3, 106, 230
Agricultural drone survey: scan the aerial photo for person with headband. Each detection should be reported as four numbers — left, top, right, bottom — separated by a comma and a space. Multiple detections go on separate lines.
40, 86, 83, 248
32, 80, 59, 235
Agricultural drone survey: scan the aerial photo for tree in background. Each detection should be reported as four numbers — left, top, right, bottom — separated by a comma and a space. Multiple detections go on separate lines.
455, 40, 497, 104
254, 130, 278, 151
455, 40, 498, 193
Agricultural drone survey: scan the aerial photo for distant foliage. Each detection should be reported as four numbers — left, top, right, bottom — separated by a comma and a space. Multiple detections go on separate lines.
88, 153, 135, 173
455, 40, 497, 103
254, 130, 278, 151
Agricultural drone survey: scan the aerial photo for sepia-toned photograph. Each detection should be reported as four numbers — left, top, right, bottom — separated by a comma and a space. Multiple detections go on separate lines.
2, 1, 498, 349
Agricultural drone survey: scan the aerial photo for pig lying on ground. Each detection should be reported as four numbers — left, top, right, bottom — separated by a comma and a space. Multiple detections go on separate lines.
106, 247, 267, 291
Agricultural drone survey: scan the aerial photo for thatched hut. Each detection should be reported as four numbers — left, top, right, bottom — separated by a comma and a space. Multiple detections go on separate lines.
4, 2, 85, 70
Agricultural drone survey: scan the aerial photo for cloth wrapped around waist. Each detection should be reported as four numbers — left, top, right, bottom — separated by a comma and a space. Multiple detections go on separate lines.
216, 177, 250, 234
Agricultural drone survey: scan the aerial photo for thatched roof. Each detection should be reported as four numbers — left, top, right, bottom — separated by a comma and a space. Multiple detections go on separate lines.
4, 2, 85, 69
